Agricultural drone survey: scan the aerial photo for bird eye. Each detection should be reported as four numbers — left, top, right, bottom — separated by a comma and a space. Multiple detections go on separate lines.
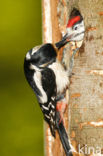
74, 26, 78, 30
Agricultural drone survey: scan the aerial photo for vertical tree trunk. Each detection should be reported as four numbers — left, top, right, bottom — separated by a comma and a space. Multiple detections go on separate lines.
42, 0, 103, 156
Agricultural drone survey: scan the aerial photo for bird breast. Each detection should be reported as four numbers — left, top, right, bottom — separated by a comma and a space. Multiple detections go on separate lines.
48, 60, 69, 94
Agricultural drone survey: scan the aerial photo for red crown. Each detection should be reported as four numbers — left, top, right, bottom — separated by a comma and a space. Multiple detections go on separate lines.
67, 16, 80, 28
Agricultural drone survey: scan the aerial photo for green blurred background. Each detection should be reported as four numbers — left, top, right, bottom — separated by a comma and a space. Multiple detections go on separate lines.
0, 0, 44, 156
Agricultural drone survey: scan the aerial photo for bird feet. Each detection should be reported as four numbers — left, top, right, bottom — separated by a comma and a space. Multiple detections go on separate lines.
56, 100, 67, 124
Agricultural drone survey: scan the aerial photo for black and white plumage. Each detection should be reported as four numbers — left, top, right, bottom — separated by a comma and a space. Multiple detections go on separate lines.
24, 8, 85, 156
24, 43, 69, 136
61, 8, 85, 43
24, 43, 73, 156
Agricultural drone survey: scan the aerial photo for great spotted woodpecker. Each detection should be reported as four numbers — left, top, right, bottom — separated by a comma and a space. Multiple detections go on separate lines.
24, 8, 84, 156
62, 8, 85, 76
62, 8, 85, 42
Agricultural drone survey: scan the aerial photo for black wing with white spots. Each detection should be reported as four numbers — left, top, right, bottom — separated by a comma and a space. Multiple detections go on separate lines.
40, 67, 57, 137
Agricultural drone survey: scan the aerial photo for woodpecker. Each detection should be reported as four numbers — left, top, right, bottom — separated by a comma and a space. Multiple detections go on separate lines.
24, 8, 84, 156
24, 43, 73, 156
62, 8, 85, 42
62, 8, 85, 75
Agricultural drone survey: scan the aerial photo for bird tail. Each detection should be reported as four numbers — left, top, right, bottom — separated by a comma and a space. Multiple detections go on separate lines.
56, 111, 73, 156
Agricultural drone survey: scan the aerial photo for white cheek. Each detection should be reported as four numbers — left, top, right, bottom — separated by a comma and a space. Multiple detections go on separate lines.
67, 23, 85, 41
78, 23, 85, 33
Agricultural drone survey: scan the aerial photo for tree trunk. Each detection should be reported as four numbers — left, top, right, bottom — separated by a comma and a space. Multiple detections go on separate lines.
42, 0, 103, 156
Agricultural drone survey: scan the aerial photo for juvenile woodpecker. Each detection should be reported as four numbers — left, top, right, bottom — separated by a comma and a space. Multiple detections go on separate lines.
62, 8, 85, 42
62, 8, 85, 75
24, 8, 84, 156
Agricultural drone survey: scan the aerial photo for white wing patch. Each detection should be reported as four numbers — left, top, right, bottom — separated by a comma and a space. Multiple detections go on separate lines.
33, 70, 47, 104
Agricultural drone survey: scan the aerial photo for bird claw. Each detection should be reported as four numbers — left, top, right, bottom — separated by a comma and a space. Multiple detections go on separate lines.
56, 101, 68, 124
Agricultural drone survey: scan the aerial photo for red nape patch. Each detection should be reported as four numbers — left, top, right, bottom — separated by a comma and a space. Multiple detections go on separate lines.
67, 16, 80, 28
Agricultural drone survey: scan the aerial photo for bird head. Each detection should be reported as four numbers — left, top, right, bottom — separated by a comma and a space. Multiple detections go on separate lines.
55, 8, 85, 49
64, 8, 85, 42
25, 44, 57, 68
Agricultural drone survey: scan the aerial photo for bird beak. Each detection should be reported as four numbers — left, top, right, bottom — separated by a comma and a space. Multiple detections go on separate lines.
55, 33, 72, 49
62, 33, 73, 42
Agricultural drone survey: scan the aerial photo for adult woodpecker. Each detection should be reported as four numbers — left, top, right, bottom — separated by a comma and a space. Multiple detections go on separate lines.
24, 8, 84, 156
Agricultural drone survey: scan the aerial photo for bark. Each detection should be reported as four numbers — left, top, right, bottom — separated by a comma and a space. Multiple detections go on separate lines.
42, 0, 103, 156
